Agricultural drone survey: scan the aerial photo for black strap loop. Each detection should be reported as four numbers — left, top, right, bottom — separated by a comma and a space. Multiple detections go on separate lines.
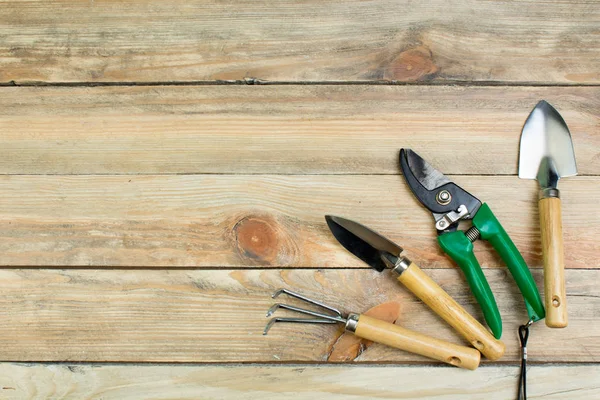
517, 322, 531, 400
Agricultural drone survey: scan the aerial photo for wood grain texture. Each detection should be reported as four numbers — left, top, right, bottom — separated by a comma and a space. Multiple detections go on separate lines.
539, 197, 568, 328
1, 0, 599, 84
1, 0, 598, 392
1, 363, 598, 400
0, 86, 598, 175
398, 263, 504, 361
0, 175, 596, 268
354, 314, 481, 370
0, 268, 597, 363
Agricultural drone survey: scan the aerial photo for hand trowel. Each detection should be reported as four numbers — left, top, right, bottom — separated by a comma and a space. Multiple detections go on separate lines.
519, 100, 577, 328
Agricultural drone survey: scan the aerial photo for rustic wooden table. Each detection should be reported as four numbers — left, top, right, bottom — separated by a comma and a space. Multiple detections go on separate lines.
0, 1, 599, 398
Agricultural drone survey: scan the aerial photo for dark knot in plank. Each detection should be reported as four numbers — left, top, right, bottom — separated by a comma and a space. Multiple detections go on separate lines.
384, 46, 439, 81
234, 215, 283, 265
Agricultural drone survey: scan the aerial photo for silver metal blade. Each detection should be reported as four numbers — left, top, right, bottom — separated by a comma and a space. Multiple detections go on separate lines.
404, 149, 451, 191
325, 215, 402, 272
519, 100, 577, 188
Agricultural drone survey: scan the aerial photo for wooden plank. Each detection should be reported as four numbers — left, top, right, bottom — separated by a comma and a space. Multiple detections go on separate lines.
1, 0, 598, 84
0, 86, 598, 175
0, 268, 597, 363
0, 175, 596, 268
1, 363, 598, 400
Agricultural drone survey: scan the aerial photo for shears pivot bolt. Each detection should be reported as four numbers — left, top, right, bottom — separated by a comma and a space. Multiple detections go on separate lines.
436, 190, 452, 205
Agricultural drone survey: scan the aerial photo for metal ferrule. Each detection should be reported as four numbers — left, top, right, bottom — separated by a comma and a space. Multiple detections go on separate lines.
391, 256, 411, 276
540, 188, 560, 199
345, 313, 360, 333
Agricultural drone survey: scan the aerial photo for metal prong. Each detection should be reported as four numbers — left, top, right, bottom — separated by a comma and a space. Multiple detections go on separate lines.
271, 288, 343, 317
264, 289, 348, 336
266, 304, 281, 317
263, 317, 337, 335
266, 303, 345, 323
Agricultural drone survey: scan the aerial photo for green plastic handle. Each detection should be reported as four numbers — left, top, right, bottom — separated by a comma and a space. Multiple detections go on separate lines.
473, 203, 545, 322
438, 231, 503, 339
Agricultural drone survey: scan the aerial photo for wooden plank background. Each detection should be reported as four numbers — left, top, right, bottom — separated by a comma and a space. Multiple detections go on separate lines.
1, 0, 598, 84
0, 1, 598, 399
1, 364, 599, 400
0, 175, 598, 268
0, 86, 598, 175
0, 269, 598, 363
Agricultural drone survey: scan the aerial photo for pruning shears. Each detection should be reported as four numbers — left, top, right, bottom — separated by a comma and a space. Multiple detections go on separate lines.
399, 148, 545, 338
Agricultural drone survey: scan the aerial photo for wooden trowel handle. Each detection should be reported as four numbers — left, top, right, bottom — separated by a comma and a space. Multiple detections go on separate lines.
539, 197, 568, 328
397, 262, 505, 360
354, 314, 480, 370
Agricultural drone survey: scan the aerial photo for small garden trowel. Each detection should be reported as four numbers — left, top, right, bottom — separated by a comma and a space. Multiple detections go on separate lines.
325, 215, 505, 361
519, 100, 577, 328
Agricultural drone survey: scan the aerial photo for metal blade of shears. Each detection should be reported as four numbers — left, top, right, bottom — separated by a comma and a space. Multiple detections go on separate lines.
402, 149, 452, 190
399, 148, 481, 232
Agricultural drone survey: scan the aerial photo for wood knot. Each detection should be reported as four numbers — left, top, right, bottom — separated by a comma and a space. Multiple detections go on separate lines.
384, 46, 438, 81
234, 215, 282, 265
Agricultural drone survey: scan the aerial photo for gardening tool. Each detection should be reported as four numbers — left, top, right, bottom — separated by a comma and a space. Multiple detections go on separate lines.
263, 288, 481, 370
399, 148, 545, 339
325, 215, 505, 361
519, 100, 577, 328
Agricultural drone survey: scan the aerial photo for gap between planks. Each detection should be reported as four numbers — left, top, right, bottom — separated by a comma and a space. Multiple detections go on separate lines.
2, 81, 600, 87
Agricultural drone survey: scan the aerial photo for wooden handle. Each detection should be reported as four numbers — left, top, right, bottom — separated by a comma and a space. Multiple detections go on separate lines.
397, 263, 505, 361
354, 314, 480, 370
539, 197, 568, 328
